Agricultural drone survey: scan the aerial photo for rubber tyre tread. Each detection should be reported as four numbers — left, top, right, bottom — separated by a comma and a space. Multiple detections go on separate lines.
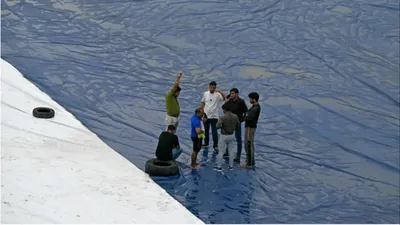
145, 158, 179, 177
32, 107, 55, 119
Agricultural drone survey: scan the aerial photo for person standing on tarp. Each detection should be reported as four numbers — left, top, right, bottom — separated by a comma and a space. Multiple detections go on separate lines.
165, 72, 182, 130
190, 107, 205, 169
214, 103, 240, 172
222, 88, 248, 163
241, 92, 261, 168
200, 81, 226, 153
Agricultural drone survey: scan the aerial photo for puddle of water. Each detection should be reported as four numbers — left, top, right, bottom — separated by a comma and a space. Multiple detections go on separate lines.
283, 68, 303, 74
239, 66, 275, 78
332, 6, 352, 14
52, 1, 83, 13
1, 10, 19, 19
4, 0, 20, 7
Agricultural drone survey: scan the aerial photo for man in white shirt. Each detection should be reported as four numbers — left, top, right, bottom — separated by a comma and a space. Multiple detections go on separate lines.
200, 81, 226, 152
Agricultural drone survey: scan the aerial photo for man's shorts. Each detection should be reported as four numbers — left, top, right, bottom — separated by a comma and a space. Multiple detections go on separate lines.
191, 136, 203, 153
165, 114, 179, 130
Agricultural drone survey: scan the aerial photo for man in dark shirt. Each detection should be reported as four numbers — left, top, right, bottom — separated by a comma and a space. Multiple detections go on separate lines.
241, 92, 261, 168
155, 125, 182, 161
222, 88, 248, 163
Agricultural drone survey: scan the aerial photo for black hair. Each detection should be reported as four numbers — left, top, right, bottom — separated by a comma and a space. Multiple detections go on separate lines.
209, 81, 217, 86
195, 107, 203, 114
230, 88, 239, 94
248, 92, 259, 101
222, 103, 231, 111
167, 125, 176, 131
176, 86, 181, 92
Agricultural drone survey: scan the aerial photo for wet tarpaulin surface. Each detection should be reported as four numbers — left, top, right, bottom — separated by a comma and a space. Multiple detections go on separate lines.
1, 0, 399, 223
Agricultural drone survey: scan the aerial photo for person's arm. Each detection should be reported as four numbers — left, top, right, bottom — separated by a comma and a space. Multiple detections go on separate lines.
235, 115, 241, 130
174, 135, 180, 148
194, 120, 203, 134
200, 93, 208, 121
166, 72, 182, 97
200, 92, 206, 109
216, 116, 224, 129
240, 100, 248, 122
216, 90, 226, 100
224, 94, 231, 103
245, 106, 259, 122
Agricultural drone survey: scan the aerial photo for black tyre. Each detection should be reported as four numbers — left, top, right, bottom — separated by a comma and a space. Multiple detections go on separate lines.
145, 158, 179, 177
32, 107, 55, 119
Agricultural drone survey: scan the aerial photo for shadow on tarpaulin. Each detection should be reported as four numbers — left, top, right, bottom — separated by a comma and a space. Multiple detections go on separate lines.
1, 0, 399, 223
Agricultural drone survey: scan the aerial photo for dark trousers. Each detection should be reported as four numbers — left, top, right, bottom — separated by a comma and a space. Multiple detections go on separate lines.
204, 118, 218, 148
224, 124, 242, 159
244, 127, 256, 166
235, 125, 243, 158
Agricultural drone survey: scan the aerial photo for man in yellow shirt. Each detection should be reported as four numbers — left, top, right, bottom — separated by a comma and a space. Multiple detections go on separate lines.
165, 72, 182, 130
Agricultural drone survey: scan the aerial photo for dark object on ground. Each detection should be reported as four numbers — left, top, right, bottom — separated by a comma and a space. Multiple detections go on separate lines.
145, 158, 179, 176
32, 107, 55, 119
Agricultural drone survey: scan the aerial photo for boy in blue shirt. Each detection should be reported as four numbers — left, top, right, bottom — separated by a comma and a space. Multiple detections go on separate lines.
190, 107, 205, 169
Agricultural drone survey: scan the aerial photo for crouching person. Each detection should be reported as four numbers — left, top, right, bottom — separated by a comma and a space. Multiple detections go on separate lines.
214, 103, 240, 171
155, 125, 183, 161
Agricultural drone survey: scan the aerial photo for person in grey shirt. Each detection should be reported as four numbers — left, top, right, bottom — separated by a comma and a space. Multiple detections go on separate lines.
214, 103, 240, 171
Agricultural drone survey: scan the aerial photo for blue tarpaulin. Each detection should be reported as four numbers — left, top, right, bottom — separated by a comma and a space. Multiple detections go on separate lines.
2, 0, 399, 223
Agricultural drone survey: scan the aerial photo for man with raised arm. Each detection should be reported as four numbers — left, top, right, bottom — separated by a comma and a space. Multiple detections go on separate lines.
165, 72, 183, 130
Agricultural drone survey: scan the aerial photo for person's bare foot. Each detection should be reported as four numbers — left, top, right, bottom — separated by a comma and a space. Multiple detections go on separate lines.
240, 164, 253, 168
195, 162, 201, 165
191, 164, 201, 169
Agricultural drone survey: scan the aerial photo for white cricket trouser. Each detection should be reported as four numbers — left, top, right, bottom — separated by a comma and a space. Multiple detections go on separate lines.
165, 114, 180, 130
